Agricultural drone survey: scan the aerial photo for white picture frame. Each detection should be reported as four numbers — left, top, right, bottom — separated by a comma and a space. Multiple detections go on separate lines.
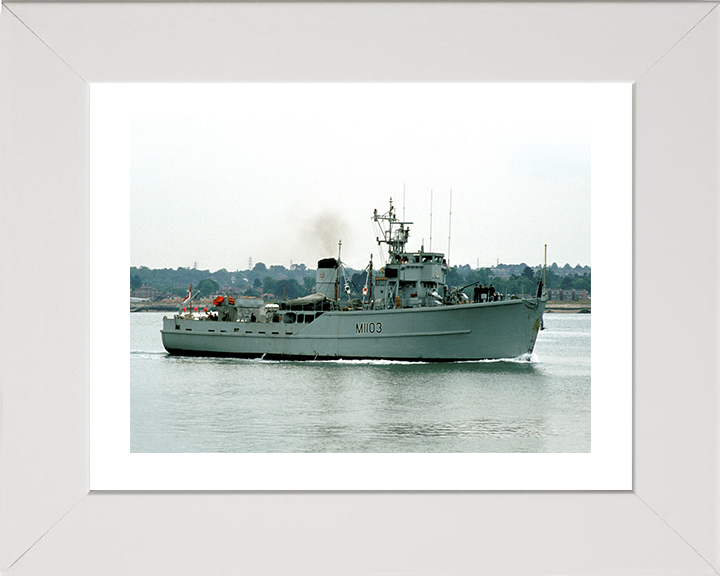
1, 2, 718, 574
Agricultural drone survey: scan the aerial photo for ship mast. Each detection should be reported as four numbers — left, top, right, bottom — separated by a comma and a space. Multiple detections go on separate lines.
373, 197, 413, 261
368, 254, 373, 303
361, 254, 374, 306
335, 240, 341, 302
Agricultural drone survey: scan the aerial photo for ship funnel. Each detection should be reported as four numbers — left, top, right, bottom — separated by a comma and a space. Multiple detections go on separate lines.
316, 258, 339, 298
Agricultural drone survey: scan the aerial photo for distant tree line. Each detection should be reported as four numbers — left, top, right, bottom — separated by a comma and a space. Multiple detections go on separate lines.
451, 265, 590, 299
130, 263, 320, 300
131, 261, 590, 301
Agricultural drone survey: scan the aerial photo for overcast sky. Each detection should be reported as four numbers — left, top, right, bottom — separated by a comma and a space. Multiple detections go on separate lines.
130, 84, 598, 272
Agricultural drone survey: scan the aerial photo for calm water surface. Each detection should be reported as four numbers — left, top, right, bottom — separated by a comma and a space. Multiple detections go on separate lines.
131, 312, 590, 453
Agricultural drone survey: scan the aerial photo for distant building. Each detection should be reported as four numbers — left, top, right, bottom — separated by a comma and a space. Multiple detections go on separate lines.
548, 289, 589, 301
548, 289, 563, 301
133, 285, 159, 300
573, 289, 589, 301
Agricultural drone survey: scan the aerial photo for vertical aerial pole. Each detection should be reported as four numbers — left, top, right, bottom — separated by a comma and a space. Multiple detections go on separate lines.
447, 188, 453, 265
544, 244, 547, 287
429, 189, 433, 252
403, 183, 406, 222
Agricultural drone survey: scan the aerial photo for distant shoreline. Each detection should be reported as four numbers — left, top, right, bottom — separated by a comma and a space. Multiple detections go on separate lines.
131, 305, 178, 312
545, 301, 591, 314
131, 299, 591, 314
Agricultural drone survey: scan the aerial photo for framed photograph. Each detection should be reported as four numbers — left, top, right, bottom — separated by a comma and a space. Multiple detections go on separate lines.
1, 2, 718, 574
90, 82, 629, 491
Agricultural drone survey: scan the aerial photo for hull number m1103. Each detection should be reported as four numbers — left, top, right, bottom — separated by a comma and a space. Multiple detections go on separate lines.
356, 322, 382, 334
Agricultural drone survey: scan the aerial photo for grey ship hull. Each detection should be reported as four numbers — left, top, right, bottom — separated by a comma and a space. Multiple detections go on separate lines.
161, 296, 546, 362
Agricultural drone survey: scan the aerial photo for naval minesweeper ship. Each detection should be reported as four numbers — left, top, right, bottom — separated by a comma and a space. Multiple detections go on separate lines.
161, 199, 547, 361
